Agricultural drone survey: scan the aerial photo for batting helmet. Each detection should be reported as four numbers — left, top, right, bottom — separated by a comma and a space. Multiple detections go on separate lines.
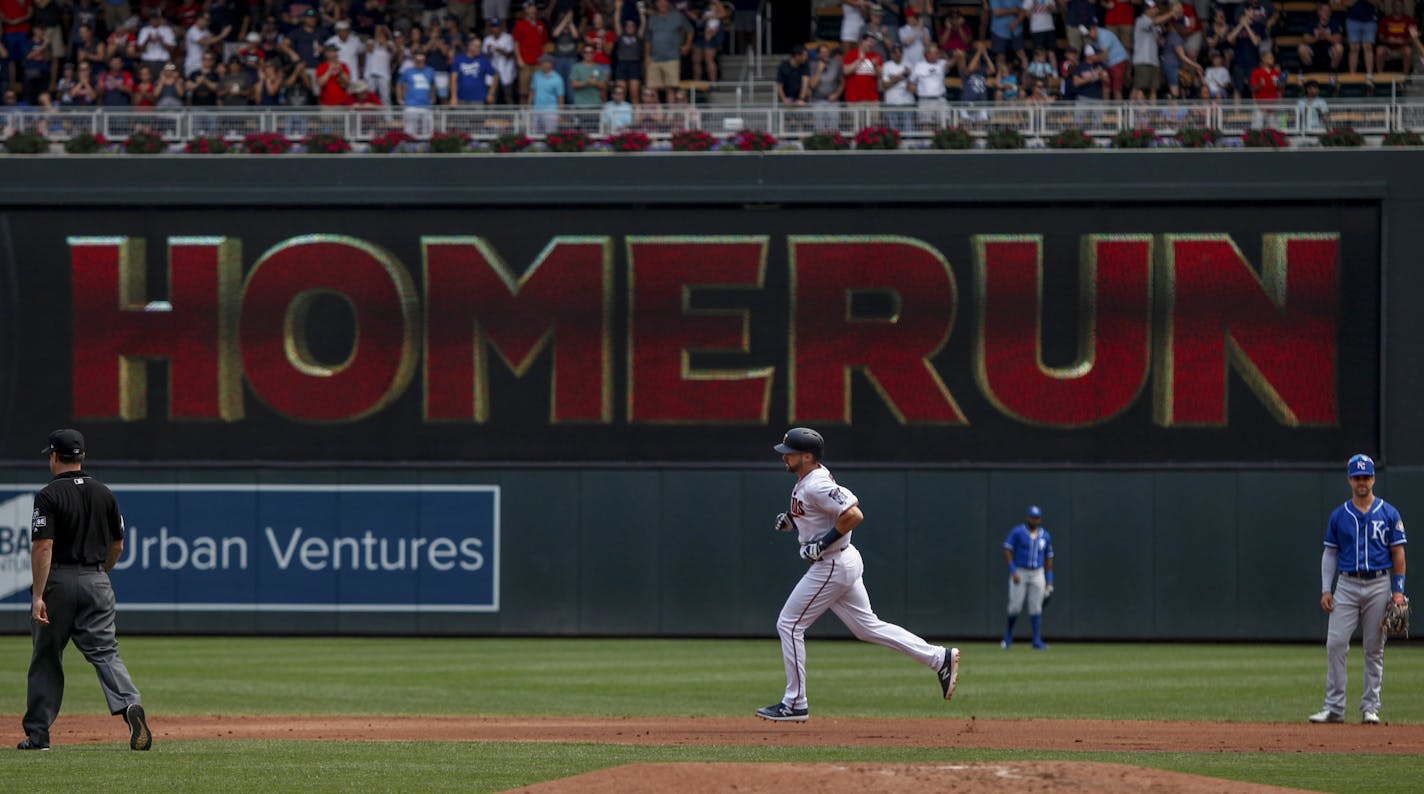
774, 427, 824, 459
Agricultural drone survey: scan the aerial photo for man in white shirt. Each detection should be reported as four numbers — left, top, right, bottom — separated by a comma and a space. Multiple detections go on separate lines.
137, 11, 177, 73
880, 44, 915, 132
910, 42, 949, 126
326, 20, 366, 81
482, 16, 517, 104
184, 13, 231, 78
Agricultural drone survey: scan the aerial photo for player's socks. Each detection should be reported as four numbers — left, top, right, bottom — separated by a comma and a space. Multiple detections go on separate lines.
1030, 615, 1042, 645
1004, 615, 1016, 646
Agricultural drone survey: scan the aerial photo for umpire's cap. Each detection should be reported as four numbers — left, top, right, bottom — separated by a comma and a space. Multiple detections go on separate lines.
43, 428, 85, 458
1027, 505, 1043, 518
774, 427, 824, 459
1347, 454, 1375, 477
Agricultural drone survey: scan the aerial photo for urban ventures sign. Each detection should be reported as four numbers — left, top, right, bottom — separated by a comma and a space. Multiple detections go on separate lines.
0, 484, 499, 613
7, 205, 1380, 463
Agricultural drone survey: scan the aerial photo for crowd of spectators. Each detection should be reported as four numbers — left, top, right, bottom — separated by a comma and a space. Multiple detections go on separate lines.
785, 0, 1424, 108
0, 0, 763, 125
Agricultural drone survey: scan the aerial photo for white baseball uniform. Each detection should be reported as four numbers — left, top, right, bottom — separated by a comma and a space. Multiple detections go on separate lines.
775, 465, 948, 710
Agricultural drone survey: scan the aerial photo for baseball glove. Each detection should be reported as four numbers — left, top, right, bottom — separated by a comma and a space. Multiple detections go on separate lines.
1042, 585, 1054, 607
1383, 596, 1410, 639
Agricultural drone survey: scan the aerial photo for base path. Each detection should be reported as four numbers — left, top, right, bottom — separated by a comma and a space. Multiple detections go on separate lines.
27, 714, 1424, 754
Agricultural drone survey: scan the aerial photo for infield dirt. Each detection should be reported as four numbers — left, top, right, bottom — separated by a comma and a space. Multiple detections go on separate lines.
35, 713, 1424, 754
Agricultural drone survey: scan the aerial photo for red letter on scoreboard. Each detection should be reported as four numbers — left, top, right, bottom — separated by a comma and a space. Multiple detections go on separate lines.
1156, 234, 1339, 427
788, 237, 964, 424
423, 237, 613, 423
70, 236, 243, 420
241, 236, 419, 422
626, 237, 773, 423
974, 235, 1153, 427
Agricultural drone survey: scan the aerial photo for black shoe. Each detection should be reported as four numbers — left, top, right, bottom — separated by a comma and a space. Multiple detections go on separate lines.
938, 647, 961, 700
755, 702, 809, 722
17, 738, 49, 751
126, 704, 152, 751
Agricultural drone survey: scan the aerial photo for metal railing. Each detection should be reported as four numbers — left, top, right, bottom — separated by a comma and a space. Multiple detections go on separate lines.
1, 98, 1420, 145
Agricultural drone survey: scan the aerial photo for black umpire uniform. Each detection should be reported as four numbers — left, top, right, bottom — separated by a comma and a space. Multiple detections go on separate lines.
20, 429, 151, 751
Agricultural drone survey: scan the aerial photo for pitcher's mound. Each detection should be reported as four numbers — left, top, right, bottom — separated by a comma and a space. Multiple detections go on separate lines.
513, 761, 1313, 793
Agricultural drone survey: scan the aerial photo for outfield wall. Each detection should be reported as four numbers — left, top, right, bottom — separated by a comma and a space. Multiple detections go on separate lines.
0, 151, 1419, 640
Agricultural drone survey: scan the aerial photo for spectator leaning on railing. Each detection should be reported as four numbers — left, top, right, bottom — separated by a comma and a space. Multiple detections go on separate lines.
316, 42, 353, 105
909, 41, 947, 108
843, 32, 882, 102
1297, 78, 1329, 130
528, 53, 563, 134
399, 49, 437, 136
777, 43, 810, 106
601, 80, 633, 131
451, 35, 496, 105
569, 41, 608, 105
809, 42, 843, 130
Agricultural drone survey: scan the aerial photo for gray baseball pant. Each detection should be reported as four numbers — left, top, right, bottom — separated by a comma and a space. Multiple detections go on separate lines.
1323, 574, 1390, 717
1007, 567, 1046, 617
23, 565, 143, 745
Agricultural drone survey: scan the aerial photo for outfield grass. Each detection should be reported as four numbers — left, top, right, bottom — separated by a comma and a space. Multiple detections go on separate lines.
0, 637, 1420, 791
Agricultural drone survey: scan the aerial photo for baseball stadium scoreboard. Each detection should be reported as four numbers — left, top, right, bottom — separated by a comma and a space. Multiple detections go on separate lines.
0, 203, 1379, 465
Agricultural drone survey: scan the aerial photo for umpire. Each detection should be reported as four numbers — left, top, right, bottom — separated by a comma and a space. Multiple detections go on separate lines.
19, 429, 151, 751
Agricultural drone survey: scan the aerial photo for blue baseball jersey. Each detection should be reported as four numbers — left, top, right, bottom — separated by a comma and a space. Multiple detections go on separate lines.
1004, 524, 1053, 569
1324, 498, 1407, 572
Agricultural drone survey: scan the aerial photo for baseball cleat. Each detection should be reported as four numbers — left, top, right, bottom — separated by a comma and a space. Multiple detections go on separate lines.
1307, 709, 1344, 724
755, 702, 809, 722
1363, 711, 1381, 725
938, 647, 960, 700
126, 704, 152, 751
16, 738, 49, 751
1032, 642, 1049, 650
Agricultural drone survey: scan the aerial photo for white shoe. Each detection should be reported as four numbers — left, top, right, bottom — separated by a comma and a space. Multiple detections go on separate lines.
1308, 709, 1344, 723
1363, 711, 1381, 725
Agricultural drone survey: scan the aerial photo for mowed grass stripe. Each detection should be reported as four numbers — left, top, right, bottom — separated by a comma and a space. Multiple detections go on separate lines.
1, 638, 1419, 721
0, 741, 1420, 793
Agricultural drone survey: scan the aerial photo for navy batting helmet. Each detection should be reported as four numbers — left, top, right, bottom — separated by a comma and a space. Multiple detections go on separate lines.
774, 427, 824, 459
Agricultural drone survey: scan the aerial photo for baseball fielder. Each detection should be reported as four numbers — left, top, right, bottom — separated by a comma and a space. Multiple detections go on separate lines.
1310, 454, 1408, 725
1001, 505, 1054, 650
756, 427, 959, 722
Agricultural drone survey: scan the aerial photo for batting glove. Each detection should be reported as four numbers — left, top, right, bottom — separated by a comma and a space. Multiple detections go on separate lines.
774, 512, 795, 533
799, 540, 826, 561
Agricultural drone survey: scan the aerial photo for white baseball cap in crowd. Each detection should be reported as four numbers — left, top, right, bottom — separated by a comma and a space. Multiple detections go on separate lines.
336, 19, 351, 30
246, 32, 260, 43
1083, 44, 1096, 55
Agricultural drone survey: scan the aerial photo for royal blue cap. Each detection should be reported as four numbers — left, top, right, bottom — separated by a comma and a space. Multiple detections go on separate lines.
1027, 505, 1042, 518
1347, 454, 1375, 477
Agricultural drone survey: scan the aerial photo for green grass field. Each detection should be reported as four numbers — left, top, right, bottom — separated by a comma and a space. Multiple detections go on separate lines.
1, 637, 1420, 792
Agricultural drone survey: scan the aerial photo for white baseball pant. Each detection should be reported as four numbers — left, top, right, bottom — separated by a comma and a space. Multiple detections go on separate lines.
775, 544, 946, 710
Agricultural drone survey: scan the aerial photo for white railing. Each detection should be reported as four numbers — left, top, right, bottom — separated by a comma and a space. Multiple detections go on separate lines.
2, 98, 1420, 145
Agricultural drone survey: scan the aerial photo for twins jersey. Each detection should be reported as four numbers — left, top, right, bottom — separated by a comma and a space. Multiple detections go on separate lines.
1004, 524, 1053, 569
789, 466, 858, 552
1324, 498, 1407, 572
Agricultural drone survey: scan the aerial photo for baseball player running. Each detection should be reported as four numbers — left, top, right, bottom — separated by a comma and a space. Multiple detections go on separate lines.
756, 427, 959, 723
1310, 454, 1408, 725
1001, 505, 1054, 650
